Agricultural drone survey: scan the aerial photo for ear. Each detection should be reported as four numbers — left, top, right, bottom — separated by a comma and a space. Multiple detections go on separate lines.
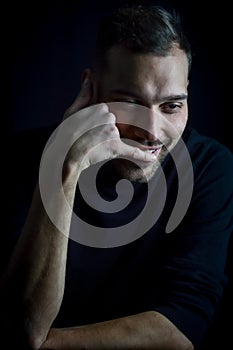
81, 68, 93, 84
80, 68, 96, 104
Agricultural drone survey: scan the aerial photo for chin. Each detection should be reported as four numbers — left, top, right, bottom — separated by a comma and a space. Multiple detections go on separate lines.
112, 158, 161, 183
112, 147, 169, 183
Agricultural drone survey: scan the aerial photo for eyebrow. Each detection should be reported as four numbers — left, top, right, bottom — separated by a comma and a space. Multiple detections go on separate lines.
110, 89, 188, 103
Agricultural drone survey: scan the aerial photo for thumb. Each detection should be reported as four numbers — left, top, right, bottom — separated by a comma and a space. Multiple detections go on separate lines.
63, 76, 92, 120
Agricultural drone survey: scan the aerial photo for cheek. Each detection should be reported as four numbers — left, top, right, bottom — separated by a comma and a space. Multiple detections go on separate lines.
172, 114, 188, 137
175, 116, 187, 133
169, 103, 188, 136
162, 113, 188, 142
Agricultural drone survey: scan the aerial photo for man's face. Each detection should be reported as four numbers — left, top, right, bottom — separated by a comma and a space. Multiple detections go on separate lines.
92, 45, 189, 182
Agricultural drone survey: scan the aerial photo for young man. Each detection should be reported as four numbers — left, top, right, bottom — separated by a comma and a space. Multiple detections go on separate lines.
1, 4, 233, 349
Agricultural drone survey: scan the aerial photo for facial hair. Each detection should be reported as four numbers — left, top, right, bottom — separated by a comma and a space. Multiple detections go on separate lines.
111, 145, 169, 183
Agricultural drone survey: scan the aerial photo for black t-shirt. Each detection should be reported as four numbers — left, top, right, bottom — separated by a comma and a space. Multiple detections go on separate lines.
3, 125, 233, 349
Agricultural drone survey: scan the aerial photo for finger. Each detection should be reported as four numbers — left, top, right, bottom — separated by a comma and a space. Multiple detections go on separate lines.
63, 76, 92, 120
118, 141, 159, 164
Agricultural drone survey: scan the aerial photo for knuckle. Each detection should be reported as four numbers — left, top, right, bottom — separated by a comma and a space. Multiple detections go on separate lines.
107, 112, 116, 123
95, 102, 109, 114
109, 139, 120, 157
103, 122, 118, 136
132, 147, 141, 158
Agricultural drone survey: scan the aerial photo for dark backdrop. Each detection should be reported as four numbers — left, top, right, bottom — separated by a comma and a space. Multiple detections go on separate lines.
4, 0, 232, 151
1, 2, 232, 348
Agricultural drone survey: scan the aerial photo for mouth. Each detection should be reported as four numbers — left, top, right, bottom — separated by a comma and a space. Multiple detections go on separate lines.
120, 138, 164, 157
136, 144, 163, 155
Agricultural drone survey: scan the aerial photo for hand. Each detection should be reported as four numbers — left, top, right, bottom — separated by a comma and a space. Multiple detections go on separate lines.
58, 73, 157, 177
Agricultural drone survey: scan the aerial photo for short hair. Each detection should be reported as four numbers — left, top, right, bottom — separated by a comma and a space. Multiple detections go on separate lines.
94, 4, 192, 73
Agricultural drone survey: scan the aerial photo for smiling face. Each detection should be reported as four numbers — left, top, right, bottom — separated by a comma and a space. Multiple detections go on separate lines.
92, 44, 189, 182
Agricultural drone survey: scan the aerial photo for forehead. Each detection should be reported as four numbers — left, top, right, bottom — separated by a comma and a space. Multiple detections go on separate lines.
100, 45, 189, 96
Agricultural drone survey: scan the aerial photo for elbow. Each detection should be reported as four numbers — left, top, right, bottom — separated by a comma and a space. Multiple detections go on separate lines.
0, 317, 48, 350
166, 335, 194, 350
0, 287, 51, 349
182, 340, 194, 350
27, 335, 46, 350
174, 334, 194, 350
171, 333, 194, 350
24, 324, 49, 350
167, 335, 193, 350
13, 314, 49, 350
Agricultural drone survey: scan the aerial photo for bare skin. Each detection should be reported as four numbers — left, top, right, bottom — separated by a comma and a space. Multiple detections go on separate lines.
92, 45, 189, 182
0, 45, 193, 350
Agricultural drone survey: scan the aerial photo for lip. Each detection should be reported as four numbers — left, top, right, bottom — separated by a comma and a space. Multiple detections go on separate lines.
152, 147, 162, 157
121, 138, 163, 156
136, 144, 162, 154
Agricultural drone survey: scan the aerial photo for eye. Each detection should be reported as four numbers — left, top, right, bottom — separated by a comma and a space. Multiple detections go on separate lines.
160, 102, 183, 114
112, 98, 137, 104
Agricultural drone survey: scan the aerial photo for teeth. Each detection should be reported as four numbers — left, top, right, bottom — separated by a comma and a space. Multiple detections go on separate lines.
145, 149, 154, 153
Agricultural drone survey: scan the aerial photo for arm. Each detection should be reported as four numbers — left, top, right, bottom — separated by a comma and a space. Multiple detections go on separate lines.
0, 79, 92, 348
0, 169, 78, 349
2, 76, 178, 350
40, 311, 193, 350
1, 182, 193, 350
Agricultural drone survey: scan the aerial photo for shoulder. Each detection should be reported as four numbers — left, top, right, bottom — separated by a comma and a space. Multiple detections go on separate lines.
185, 128, 233, 178
183, 128, 233, 224
186, 128, 232, 160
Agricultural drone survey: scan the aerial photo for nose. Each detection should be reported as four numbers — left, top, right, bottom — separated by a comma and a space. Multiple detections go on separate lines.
108, 102, 167, 144
133, 107, 163, 143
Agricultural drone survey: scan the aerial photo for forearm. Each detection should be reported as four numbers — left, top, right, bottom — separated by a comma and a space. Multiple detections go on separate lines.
0, 165, 79, 349
40, 311, 193, 350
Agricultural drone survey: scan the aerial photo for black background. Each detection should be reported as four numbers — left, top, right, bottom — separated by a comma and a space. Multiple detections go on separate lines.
3, 0, 232, 151
1, 2, 232, 347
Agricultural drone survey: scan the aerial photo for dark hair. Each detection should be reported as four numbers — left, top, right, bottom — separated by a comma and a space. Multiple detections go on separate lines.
94, 4, 192, 73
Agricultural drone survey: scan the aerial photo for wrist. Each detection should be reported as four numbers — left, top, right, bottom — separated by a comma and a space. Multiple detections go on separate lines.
62, 159, 81, 185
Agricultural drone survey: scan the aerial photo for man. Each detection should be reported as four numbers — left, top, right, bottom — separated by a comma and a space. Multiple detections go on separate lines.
1, 4, 233, 349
